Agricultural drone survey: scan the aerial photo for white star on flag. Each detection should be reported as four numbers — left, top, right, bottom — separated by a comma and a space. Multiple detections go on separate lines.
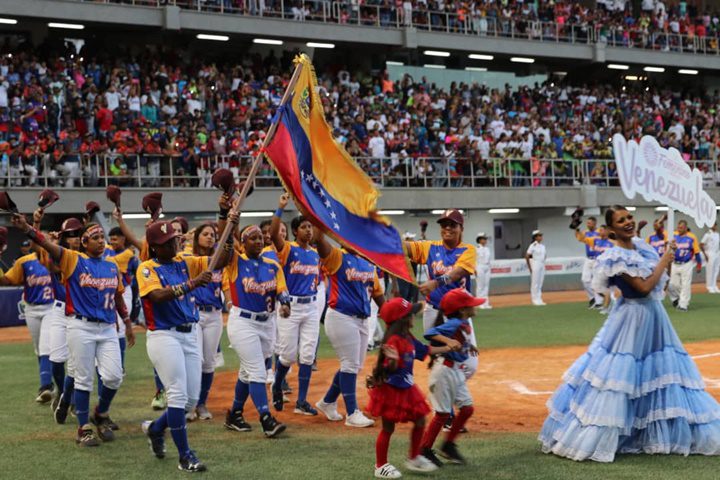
333, 223, 340, 230
330, 212, 337, 219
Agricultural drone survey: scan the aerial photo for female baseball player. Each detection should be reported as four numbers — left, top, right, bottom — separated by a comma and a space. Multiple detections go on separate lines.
0, 227, 56, 403
525, 230, 546, 306
222, 224, 289, 438
187, 222, 225, 421
270, 193, 321, 415
420, 288, 482, 467
404, 209, 477, 384
138, 220, 230, 472
314, 233, 385, 428
11, 214, 134, 447
368, 298, 454, 479
574, 217, 601, 308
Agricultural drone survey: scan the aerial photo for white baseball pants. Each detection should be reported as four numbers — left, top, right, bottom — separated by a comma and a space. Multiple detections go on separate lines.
116, 287, 132, 337
706, 253, 720, 291
67, 318, 123, 392
427, 361, 473, 413
669, 261, 694, 309
48, 302, 70, 364
367, 301, 379, 349
422, 304, 478, 380
197, 309, 224, 373
324, 308, 368, 374
475, 265, 491, 306
277, 300, 320, 367
581, 259, 602, 303
24, 303, 53, 357
530, 260, 546, 305
227, 308, 275, 383
146, 326, 201, 410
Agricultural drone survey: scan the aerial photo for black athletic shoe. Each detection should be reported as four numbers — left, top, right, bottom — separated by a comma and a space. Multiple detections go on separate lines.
178, 450, 207, 473
141, 421, 166, 459
271, 384, 284, 412
224, 409, 252, 432
105, 415, 119, 431
281, 379, 292, 394
588, 298, 596, 309
442, 416, 453, 432
54, 397, 70, 425
421, 447, 443, 467
260, 413, 286, 438
672, 299, 679, 308
439, 441, 466, 465
90, 411, 115, 442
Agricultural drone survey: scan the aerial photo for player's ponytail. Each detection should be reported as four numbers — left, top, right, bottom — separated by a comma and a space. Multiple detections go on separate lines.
368, 317, 409, 388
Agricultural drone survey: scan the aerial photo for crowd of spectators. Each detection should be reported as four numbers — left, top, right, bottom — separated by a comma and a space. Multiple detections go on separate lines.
156, 0, 720, 51
1, 42, 720, 189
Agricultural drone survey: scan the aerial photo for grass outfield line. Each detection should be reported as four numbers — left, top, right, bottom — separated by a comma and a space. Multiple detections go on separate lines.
2, 295, 720, 479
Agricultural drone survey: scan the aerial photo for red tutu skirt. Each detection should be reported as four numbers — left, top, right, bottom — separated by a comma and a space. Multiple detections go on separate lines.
367, 383, 431, 423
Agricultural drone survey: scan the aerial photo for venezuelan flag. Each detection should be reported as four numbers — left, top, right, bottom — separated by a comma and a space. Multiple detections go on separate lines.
264, 54, 414, 283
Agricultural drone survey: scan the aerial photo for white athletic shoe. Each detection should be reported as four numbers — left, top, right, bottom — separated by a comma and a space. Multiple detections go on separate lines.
479, 304, 492, 310
532, 301, 546, 306
266, 369, 274, 384
405, 455, 439, 473
345, 409, 375, 428
315, 400, 343, 422
186, 410, 198, 422
374, 463, 402, 479
196, 404, 212, 420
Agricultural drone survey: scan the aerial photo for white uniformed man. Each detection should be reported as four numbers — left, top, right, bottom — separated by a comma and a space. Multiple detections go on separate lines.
574, 217, 602, 308
701, 223, 720, 293
525, 230, 547, 306
475, 232, 492, 309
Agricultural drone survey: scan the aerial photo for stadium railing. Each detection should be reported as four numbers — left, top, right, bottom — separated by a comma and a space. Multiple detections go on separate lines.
3, 153, 717, 189
59, 0, 720, 55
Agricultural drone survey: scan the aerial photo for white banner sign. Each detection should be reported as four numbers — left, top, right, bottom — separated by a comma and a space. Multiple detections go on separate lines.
613, 134, 717, 228
489, 257, 585, 278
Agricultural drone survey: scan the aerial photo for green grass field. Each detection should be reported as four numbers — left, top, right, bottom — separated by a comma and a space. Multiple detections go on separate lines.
2, 295, 720, 480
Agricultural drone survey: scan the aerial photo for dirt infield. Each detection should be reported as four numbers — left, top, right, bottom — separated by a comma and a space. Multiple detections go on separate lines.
208, 339, 720, 434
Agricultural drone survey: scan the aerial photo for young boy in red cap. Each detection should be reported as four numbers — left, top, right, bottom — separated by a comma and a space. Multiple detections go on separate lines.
420, 287, 483, 466
367, 298, 460, 479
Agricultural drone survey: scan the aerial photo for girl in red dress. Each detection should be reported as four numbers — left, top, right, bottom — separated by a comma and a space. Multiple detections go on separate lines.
367, 298, 460, 479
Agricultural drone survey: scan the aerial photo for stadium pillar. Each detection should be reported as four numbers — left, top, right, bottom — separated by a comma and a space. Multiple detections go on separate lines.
164, 5, 181, 31
593, 42, 606, 64
403, 27, 418, 50
580, 185, 598, 209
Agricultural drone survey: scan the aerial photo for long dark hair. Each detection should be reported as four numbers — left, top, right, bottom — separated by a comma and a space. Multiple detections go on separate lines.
192, 223, 216, 256
370, 316, 412, 386
604, 204, 626, 228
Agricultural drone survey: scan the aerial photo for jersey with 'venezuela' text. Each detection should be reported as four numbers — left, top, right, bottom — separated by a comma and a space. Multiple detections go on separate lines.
323, 248, 382, 318
223, 253, 287, 314
407, 241, 476, 309
3, 253, 53, 305
277, 241, 320, 297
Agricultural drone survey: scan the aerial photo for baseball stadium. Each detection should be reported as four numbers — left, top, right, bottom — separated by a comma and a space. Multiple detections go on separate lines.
2, 1, 720, 479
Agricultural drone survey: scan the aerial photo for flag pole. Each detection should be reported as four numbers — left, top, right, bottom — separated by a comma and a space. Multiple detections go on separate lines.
208, 61, 305, 270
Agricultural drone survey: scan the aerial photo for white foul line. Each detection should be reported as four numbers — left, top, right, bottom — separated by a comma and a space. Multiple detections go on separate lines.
505, 381, 554, 396
692, 352, 720, 360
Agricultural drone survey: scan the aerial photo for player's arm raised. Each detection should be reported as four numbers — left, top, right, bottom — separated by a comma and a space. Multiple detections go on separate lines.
215, 192, 232, 239
269, 193, 289, 253
11, 213, 63, 260
112, 207, 145, 250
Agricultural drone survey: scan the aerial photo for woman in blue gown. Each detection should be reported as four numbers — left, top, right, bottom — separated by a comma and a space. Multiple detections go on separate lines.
539, 205, 720, 462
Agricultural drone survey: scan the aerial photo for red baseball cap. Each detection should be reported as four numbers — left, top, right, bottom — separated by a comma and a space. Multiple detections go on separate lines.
146, 221, 180, 246
379, 298, 423, 325
436, 209, 464, 226
38, 189, 60, 209
106, 185, 122, 207
61, 218, 83, 233
439, 288, 485, 315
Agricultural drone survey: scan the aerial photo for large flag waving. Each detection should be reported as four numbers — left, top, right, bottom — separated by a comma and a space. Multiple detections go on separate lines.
263, 54, 414, 283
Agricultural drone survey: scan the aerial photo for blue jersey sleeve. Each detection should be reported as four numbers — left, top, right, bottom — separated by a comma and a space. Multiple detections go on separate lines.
424, 318, 464, 340
412, 337, 429, 361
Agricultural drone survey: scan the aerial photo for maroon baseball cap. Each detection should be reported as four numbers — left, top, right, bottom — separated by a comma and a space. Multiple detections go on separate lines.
85, 201, 100, 217
106, 185, 122, 207
146, 221, 180, 246
211, 168, 234, 194
379, 298, 423, 325
0, 192, 18, 213
38, 189, 60, 209
439, 288, 485, 315
172, 216, 189, 234
142, 193, 163, 221
436, 209, 464, 226
61, 218, 83, 233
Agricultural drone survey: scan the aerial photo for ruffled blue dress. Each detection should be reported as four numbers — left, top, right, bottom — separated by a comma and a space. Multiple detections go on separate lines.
539, 238, 720, 462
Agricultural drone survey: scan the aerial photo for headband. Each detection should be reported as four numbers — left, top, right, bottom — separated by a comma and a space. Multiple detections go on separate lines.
82, 225, 104, 242
241, 225, 262, 242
